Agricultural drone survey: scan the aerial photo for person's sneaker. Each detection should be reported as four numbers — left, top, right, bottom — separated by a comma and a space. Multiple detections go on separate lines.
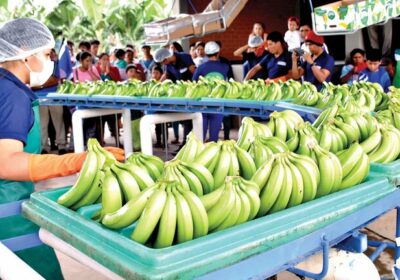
171, 139, 180, 144
154, 142, 164, 148
41, 149, 49, 154
58, 149, 67, 155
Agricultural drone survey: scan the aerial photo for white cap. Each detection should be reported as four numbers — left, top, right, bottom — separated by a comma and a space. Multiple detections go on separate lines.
154, 48, 173, 63
205, 41, 220, 55
0, 18, 55, 63
248, 36, 263, 48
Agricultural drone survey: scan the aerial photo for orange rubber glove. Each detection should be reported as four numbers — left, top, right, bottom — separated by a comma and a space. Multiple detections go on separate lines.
28, 153, 87, 182
265, 75, 287, 84
28, 147, 125, 181
104, 147, 125, 161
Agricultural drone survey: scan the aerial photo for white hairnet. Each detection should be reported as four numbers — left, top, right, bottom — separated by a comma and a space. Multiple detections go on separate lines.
0, 18, 55, 63
154, 48, 173, 63
205, 41, 220, 55
248, 36, 263, 48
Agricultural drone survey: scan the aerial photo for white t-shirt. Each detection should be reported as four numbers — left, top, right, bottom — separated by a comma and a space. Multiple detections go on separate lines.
194, 56, 208, 67
284, 30, 301, 51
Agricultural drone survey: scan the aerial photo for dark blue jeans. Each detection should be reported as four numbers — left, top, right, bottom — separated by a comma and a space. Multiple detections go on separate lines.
202, 113, 224, 142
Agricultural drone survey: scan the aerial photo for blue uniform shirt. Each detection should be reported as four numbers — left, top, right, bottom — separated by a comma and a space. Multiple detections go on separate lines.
243, 50, 268, 79
0, 68, 37, 145
358, 67, 391, 92
166, 52, 195, 81
301, 51, 334, 91
259, 51, 292, 79
192, 60, 230, 81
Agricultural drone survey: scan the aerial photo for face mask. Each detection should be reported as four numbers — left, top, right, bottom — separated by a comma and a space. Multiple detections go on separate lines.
23, 55, 54, 87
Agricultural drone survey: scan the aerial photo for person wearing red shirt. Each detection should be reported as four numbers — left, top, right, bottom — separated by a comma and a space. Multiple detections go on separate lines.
96, 52, 121, 82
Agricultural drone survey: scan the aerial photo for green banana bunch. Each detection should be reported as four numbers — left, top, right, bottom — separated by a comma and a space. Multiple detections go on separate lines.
130, 181, 208, 248
201, 176, 260, 232
361, 124, 400, 163
307, 143, 343, 196
293, 82, 319, 106
57, 147, 99, 207
236, 117, 272, 151
207, 140, 256, 188
174, 132, 204, 163
248, 135, 288, 168
312, 104, 339, 130
336, 143, 369, 190
99, 169, 123, 221
127, 152, 164, 181
254, 151, 319, 216
162, 159, 214, 195
267, 110, 304, 142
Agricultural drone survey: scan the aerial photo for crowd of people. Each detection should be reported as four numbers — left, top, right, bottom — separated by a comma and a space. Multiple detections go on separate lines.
41, 17, 400, 154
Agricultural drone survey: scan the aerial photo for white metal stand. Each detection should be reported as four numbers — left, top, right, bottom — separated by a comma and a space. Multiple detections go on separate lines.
139, 112, 203, 155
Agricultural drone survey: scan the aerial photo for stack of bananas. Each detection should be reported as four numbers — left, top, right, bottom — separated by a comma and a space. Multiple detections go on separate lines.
57, 140, 162, 211
267, 110, 305, 143
200, 176, 260, 233
195, 140, 256, 188
126, 152, 164, 180
248, 136, 288, 168
57, 139, 115, 209
123, 181, 209, 248
360, 124, 400, 163
237, 116, 272, 151
293, 81, 386, 113
162, 159, 214, 195
174, 132, 204, 162
57, 77, 302, 101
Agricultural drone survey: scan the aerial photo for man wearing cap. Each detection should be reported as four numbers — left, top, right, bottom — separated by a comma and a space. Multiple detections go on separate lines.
292, 30, 334, 91
234, 36, 269, 80
244, 31, 292, 82
193, 41, 230, 142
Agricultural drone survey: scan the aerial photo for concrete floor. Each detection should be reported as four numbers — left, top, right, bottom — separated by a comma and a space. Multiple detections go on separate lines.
33, 124, 397, 280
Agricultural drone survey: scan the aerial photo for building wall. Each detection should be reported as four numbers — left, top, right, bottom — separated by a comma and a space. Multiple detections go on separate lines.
188, 0, 299, 61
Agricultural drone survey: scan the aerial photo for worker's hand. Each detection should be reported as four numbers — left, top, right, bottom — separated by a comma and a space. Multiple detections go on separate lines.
104, 146, 125, 161
29, 152, 87, 182
303, 52, 313, 65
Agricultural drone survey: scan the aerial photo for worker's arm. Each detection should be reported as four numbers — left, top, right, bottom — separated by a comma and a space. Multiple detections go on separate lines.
233, 44, 249, 58
0, 139, 124, 182
291, 52, 304, 80
0, 139, 30, 181
266, 71, 292, 83
303, 52, 331, 83
244, 64, 262, 81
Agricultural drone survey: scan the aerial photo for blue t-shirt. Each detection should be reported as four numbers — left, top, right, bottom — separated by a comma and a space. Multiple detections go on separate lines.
192, 60, 230, 81
243, 51, 268, 79
358, 67, 391, 92
301, 51, 334, 91
0, 68, 37, 145
33, 60, 61, 97
166, 52, 195, 81
259, 51, 292, 79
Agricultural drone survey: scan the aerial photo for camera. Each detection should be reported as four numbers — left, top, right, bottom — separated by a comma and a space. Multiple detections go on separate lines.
293, 48, 304, 56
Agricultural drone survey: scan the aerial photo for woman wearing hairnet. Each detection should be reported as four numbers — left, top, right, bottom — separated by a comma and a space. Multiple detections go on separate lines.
0, 18, 123, 278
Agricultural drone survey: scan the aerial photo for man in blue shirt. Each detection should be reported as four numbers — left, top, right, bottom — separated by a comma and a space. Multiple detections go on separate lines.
244, 31, 292, 82
234, 35, 269, 80
193, 41, 230, 142
358, 49, 391, 92
154, 48, 196, 82
292, 31, 334, 91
